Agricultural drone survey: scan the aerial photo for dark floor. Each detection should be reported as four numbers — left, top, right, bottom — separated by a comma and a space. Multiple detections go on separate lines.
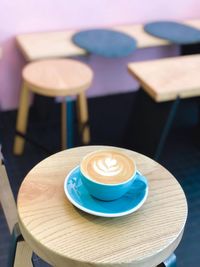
0, 92, 200, 267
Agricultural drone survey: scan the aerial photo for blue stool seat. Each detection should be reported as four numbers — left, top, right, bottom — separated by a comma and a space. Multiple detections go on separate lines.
144, 21, 200, 45
72, 29, 137, 58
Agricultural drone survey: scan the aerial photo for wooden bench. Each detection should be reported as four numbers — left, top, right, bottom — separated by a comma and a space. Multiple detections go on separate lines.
128, 54, 200, 102
128, 54, 200, 159
16, 19, 200, 61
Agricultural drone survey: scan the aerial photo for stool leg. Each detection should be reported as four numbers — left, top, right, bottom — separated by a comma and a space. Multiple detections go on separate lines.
7, 223, 22, 267
77, 92, 90, 144
61, 100, 67, 150
14, 241, 33, 267
66, 97, 74, 148
8, 223, 33, 267
13, 83, 30, 155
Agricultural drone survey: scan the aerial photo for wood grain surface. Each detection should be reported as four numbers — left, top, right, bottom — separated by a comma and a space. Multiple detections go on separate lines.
128, 54, 200, 102
14, 241, 33, 267
16, 30, 86, 61
114, 24, 169, 48
22, 59, 93, 97
184, 19, 200, 29
17, 146, 187, 267
16, 19, 200, 61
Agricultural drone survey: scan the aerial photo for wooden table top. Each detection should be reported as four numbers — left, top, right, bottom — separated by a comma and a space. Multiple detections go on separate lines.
23, 59, 93, 97
17, 146, 187, 267
16, 19, 200, 61
128, 54, 200, 102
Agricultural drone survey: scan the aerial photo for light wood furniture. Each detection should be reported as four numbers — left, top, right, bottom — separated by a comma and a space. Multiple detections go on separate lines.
0, 147, 33, 267
128, 54, 200, 102
16, 31, 86, 61
0, 149, 17, 232
13, 242, 33, 267
128, 54, 200, 159
116, 19, 200, 48
16, 19, 200, 61
17, 145, 187, 267
13, 59, 93, 155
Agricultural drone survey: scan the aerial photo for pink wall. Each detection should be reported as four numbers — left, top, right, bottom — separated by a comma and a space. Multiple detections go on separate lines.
0, 0, 199, 110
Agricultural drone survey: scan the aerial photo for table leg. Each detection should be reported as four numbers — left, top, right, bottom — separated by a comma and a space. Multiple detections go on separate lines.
157, 253, 176, 267
77, 92, 90, 144
13, 83, 30, 155
61, 100, 67, 150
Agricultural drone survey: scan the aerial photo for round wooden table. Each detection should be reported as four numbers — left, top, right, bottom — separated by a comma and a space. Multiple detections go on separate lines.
17, 146, 187, 267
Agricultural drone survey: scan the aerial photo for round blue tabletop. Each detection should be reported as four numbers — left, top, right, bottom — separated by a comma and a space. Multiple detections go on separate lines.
72, 29, 137, 58
144, 21, 200, 45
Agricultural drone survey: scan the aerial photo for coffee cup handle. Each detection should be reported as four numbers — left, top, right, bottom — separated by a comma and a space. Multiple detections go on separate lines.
136, 170, 148, 187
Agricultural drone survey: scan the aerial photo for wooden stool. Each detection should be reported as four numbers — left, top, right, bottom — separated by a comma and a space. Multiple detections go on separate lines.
128, 54, 200, 159
0, 147, 33, 267
13, 59, 93, 155
17, 146, 187, 267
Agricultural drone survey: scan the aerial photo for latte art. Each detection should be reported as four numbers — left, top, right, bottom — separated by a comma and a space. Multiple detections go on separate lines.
93, 157, 123, 177
81, 150, 136, 184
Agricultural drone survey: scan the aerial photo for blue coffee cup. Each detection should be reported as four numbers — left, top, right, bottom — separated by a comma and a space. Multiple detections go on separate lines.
80, 151, 137, 201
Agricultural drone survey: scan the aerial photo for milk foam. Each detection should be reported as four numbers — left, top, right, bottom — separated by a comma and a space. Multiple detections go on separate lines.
81, 150, 135, 184
93, 157, 123, 177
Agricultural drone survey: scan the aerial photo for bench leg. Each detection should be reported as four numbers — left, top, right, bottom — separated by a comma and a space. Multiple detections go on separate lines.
154, 97, 180, 160
13, 83, 30, 155
77, 92, 90, 144
126, 90, 180, 160
157, 253, 176, 267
